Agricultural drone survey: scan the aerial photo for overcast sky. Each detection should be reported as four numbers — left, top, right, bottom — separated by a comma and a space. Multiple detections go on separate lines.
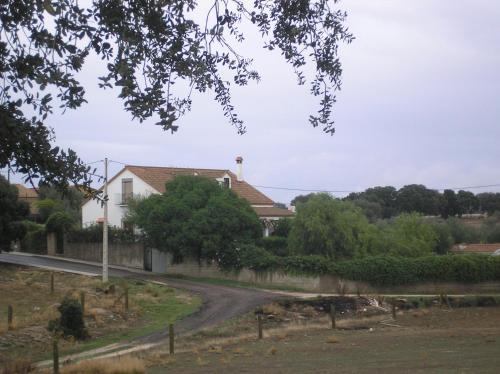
8, 0, 500, 205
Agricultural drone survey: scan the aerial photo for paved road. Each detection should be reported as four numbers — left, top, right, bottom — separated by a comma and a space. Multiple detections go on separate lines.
0, 252, 282, 345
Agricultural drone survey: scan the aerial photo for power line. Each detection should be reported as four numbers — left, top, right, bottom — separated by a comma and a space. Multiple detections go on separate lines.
252, 183, 500, 194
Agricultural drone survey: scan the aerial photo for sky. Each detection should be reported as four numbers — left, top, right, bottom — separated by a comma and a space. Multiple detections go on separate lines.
7, 0, 500, 205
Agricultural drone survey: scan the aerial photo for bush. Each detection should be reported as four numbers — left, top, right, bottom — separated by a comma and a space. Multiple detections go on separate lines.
66, 225, 139, 244
48, 297, 88, 340
46, 211, 75, 233
20, 223, 46, 254
259, 236, 289, 257
271, 218, 292, 238
229, 245, 500, 286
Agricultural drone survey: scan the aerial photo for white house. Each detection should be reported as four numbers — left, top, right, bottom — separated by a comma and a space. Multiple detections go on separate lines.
82, 157, 294, 234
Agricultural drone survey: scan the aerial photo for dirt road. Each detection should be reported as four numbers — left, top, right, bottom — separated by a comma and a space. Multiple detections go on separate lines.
0, 252, 282, 346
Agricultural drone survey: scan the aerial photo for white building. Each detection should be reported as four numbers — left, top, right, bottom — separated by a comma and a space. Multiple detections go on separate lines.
82, 157, 294, 234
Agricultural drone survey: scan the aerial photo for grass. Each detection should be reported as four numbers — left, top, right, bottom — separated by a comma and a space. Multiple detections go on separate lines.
0, 264, 201, 366
146, 307, 500, 373
165, 273, 307, 293
40, 357, 145, 374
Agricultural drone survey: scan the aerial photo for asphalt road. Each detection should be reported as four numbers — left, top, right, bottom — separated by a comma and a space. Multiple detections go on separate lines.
0, 252, 282, 345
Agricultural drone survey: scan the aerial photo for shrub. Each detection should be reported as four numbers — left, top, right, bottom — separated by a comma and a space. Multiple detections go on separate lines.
259, 236, 289, 257
48, 297, 88, 340
20, 224, 46, 254
66, 224, 139, 244
46, 211, 75, 233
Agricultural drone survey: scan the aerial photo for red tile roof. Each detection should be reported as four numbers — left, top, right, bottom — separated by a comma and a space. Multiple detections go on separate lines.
124, 165, 275, 206
252, 206, 295, 218
451, 244, 500, 253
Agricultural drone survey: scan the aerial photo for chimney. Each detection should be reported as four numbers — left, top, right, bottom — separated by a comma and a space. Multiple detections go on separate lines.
235, 156, 243, 182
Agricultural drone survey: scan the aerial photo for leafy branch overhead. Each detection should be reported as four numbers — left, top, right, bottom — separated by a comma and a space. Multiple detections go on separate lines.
0, 0, 353, 186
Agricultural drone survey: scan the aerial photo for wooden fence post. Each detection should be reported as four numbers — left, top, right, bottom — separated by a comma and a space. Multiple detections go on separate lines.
330, 304, 336, 329
80, 291, 85, 314
7, 305, 13, 330
50, 273, 54, 294
53, 337, 59, 374
124, 287, 129, 311
257, 314, 263, 339
169, 323, 174, 354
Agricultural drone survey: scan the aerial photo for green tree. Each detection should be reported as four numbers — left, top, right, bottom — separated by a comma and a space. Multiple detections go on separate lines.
127, 176, 261, 269
288, 193, 371, 259
445, 217, 481, 244
345, 186, 398, 219
396, 184, 441, 216
1, 1, 353, 188
0, 175, 29, 251
477, 193, 500, 215
36, 198, 64, 223
440, 189, 459, 219
291, 193, 316, 207
38, 183, 84, 223
456, 190, 479, 215
382, 213, 438, 257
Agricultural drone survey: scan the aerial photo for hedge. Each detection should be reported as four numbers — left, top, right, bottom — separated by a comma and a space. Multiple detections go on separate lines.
66, 225, 139, 244
234, 246, 500, 286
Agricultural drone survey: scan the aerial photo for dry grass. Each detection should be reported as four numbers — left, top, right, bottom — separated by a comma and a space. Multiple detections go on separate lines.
0, 358, 33, 374
45, 357, 146, 374
326, 335, 341, 344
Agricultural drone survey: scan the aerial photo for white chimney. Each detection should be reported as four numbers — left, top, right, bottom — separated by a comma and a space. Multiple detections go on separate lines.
235, 156, 243, 181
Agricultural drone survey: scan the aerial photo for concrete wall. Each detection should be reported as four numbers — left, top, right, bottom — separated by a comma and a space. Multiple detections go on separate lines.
62, 242, 144, 269
81, 169, 159, 228
163, 255, 500, 295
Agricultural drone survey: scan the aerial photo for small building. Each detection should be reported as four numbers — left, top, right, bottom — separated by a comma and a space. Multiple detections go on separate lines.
451, 243, 500, 255
81, 157, 294, 235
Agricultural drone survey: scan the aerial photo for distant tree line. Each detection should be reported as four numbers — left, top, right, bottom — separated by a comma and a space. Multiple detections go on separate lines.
292, 185, 500, 221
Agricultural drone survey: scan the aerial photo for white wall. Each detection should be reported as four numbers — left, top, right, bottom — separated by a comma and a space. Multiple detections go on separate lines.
81, 169, 159, 228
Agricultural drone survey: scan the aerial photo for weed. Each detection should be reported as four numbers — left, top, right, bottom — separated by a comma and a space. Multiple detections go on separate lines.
326, 336, 340, 344
56, 356, 145, 374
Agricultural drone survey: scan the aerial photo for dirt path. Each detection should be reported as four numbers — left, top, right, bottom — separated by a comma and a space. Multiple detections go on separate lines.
0, 252, 283, 364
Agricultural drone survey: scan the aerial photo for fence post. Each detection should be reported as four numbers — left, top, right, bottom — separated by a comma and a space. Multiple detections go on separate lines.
53, 337, 59, 374
257, 314, 263, 339
80, 291, 85, 314
169, 323, 174, 354
7, 305, 13, 330
124, 287, 129, 311
50, 273, 54, 294
391, 298, 397, 319
330, 304, 336, 329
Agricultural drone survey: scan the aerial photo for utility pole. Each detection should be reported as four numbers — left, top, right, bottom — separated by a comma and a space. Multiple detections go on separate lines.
102, 157, 109, 283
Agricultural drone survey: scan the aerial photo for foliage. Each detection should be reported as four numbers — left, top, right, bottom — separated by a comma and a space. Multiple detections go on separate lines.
290, 193, 316, 207
334, 254, 500, 286
0, 175, 29, 250
20, 224, 46, 254
259, 236, 289, 257
127, 176, 261, 269
427, 219, 454, 254
480, 214, 500, 243
381, 213, 438, 257
36, 198, 64, 223
1, 1, 353, 187
48, 296, 88, 340
345, 186, 397, 219
271, 218, 292, 238
288, 193, 371, 260
66, 224, 138, 244
227, 245, 500, 286
396, 184, 441, 216
38, 183, 84, 223
456, 190, 479, 215
45, 211, 75, 233
446, 217, 481, 244
477, 193, 500, 215
440, 189, 459, 219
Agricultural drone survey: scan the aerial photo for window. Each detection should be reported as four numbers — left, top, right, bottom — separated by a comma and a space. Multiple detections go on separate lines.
122, 178, 133, 204
223, 177, 230, 188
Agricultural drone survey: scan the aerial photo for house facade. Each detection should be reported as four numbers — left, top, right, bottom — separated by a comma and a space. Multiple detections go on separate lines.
81, 158, 293, 234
